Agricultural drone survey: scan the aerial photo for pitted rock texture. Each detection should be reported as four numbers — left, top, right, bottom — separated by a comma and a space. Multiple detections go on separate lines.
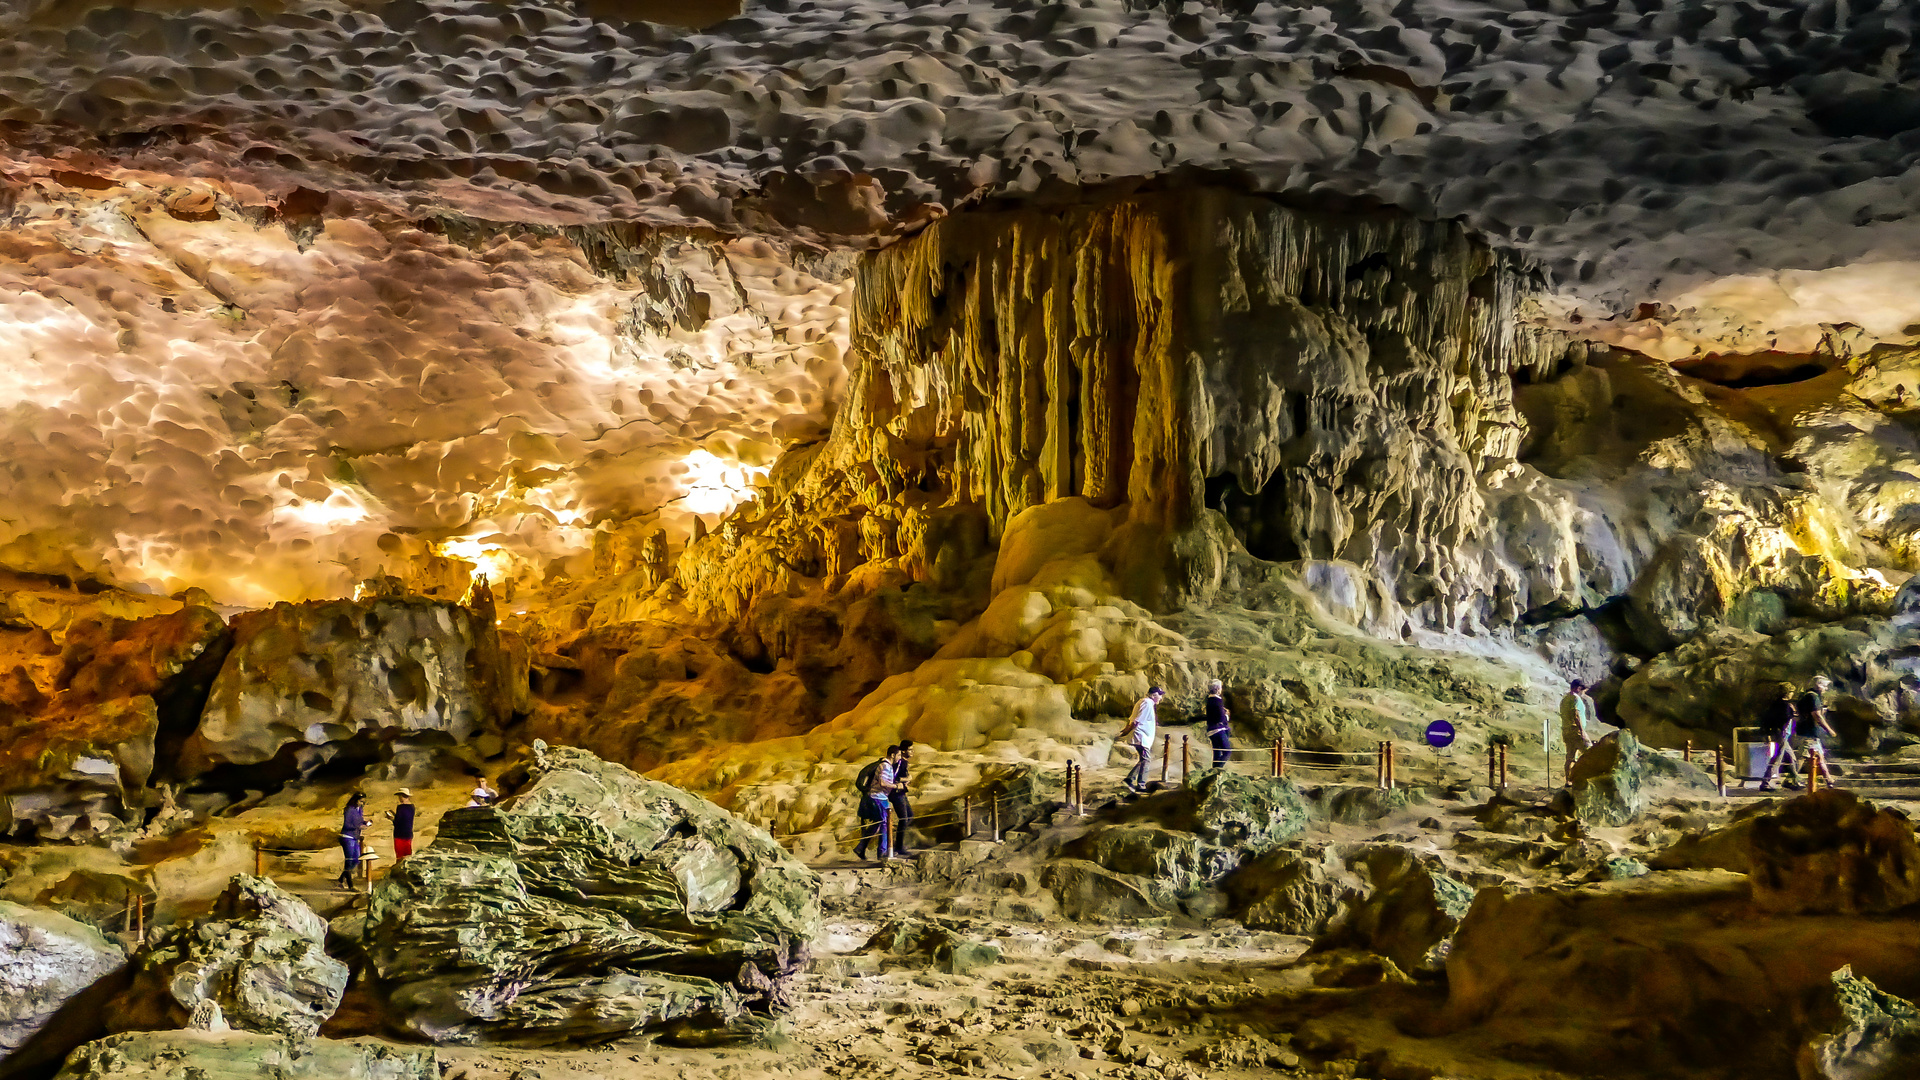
180, 595, 510, 775
1746, 790, 1920, 916
165, 877, 348, 1040
2, 0, 1917, 316
363, 743, 819, 1045
0, 901, 126, 1076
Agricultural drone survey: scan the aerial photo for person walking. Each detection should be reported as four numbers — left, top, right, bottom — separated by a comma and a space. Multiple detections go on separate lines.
1795, 675, 1840, 786
1204, 681, 1232, 768
336, 792, 366, 890
1119, 687, 1164, 792
1759, 684, 1802, 791
852, 745, 899, 862
888, 740, 916, 858
386, 789, 415, 860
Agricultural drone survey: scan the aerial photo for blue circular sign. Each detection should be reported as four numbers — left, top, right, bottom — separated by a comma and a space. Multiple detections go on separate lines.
1425, 720, 1456, 748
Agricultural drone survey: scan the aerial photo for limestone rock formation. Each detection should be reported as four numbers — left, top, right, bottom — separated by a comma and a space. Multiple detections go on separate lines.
1563, 731, 1652, 827
52, 1031, 436, 1080
0, 901, 126, 1077
1315, 847, 1474, 976
1747, 792, 1920, 916
1800, 967, 1920, 1080
363, 743, 819, 1045
1442, 871, 1920, 1075
0, 603, 228, 839
180, 596, 513, 776
164, 877, 348, 1040
1177, 772, 1310, 856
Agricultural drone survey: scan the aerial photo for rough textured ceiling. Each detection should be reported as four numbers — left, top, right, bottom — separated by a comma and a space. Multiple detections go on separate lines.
0, 0, 1917, 603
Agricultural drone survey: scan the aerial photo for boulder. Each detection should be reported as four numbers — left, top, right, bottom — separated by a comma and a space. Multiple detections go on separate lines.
1564, 730, 1649, 826
179, 596, 508, 775
0, 902, 126, 1077
1440, 871, 1920, 1075
52, 1031, 435, 1080
363, 743, 819, 1045
1800, 967, 1920, 1080
1227, 846, 1353, 935
1064, 825, 1236, 897
1316, 847, 1474, 976
1039, 859, 1170, 922
1176, 770, 1309, 855
1747, 791, 1920, 915
165, 877, 347, 1039
858, 918, 1002, 976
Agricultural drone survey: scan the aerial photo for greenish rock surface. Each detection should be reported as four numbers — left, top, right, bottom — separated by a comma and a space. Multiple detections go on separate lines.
364, 743, 820, 1045
1801, 967, 1920, 1080
166, 876, 347, 1040
53, 1031, 435, 1080
1039, 860, 1171, 922
1177, 770, 1309, 855
0, 901, 126, 1075
1566, 730, 1649, 827
859, 919, 1002, 976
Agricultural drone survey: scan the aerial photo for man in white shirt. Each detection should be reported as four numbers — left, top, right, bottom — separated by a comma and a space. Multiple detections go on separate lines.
1119, 687, 1164, 792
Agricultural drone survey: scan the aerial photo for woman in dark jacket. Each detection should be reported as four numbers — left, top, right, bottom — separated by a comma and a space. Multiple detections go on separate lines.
337, 792, 367, 889
1205, 680, 1232, 768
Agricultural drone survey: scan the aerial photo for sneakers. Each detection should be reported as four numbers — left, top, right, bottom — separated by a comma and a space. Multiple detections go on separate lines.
852, 847, 868, 861
1758, 783, 1774, 792
1784, 780, 1803, 790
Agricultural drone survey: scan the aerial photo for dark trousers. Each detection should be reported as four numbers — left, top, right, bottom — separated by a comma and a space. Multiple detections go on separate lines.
1209, 729, 1231, 768
338, 835, 361, 884
854, 799, 891, 860
888, 792, 913, 854
1125, 742, 1150, 788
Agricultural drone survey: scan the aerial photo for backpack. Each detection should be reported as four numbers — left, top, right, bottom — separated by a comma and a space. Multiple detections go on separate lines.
855, 759, 884, 797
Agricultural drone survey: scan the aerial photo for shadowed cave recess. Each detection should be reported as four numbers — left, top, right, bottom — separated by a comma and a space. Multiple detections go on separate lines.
6, 2, 1920, 1079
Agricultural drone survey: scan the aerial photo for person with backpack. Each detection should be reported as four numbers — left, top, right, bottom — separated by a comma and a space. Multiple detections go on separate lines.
1204, 681, 1232, 768
888, 740, 916, 858
1794, 675, 1839, 786
1119, 687, 1164, 792
852, 745, 901, 861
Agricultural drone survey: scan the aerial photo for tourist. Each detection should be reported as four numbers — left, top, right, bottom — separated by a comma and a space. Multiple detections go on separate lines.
1558, 679, 1598, 760
888, 740, 915, 858
466, 780, 495, 808
1758, 683, 1802, 790
1794, 675, 1839, 786
1204, 680, 1232, 768
336, 792, 366, 890
852, 744, 897, 861
1119, 687, 1164, 792
386, 789, 415, 860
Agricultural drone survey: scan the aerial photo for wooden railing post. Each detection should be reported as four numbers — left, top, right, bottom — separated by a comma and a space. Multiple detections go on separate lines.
1160, 735, 1171, 783
1181, 736, 1190, 786
1715, 747, 1726, 797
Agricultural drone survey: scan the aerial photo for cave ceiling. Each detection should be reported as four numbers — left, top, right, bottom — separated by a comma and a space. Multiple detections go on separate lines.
0, 0, 1916, 603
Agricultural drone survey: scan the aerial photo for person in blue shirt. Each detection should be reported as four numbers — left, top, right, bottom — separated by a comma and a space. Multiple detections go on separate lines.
336, 792, 366, 889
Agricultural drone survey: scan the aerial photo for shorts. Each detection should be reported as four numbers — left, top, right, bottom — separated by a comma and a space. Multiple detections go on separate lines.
394, 838, 413, 859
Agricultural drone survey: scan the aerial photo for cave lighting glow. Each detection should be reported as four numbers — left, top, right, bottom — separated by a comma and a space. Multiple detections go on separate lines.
676, 450, 770, 517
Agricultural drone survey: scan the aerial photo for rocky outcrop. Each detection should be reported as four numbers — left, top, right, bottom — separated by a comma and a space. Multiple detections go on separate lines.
0, 605, 228, 840
179, 596, 512, 776
0, 902, 125, 1077
1441, 871, 1920, 1075
1747, 792, 1920, 916
1800, 967, 1920, 1080
164, 877, 347, 1039
1563, 730, 1651, 827
363, 743, 819, 1045
1315, 847, 1474, 976
1176, 771, 1310, 855
52, 1031, 435, 1080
